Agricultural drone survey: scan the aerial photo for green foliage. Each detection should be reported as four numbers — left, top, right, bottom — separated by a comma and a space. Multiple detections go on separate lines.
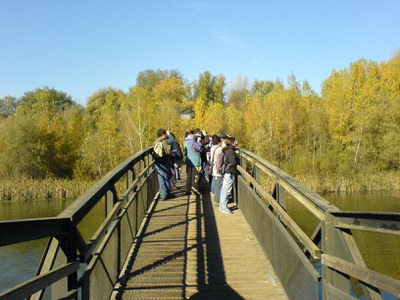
136, 69, 183, 92
0, 96, 17, 118
0, 51, 399, 191
192, 71, 226, 105
226, 76, 249, 108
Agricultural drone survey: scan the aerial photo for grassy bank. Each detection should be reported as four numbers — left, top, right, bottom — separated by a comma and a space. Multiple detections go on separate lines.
0, 178, 94, 201
297, 172, 400, 194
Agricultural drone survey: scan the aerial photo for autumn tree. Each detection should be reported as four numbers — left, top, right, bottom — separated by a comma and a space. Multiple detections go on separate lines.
192, 71, 225, 105
226, 76, 249, 109
0, 96, 17, 118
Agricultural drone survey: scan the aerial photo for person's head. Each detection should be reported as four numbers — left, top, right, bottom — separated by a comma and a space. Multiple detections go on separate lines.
157, 128, 167, 139
211, 134, 221, 145
222, 137, 235, 149
193, 128, 202, 137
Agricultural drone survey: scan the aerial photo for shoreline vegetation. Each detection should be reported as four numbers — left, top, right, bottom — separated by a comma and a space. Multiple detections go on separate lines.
297, 172, 400, 195
2, 171, 400, 201
1, 53, 399, 201
0, 178, 93, 201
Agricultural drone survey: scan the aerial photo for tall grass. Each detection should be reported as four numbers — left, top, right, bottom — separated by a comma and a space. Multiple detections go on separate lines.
0, 178, 94, 201
297, 172, 400, 194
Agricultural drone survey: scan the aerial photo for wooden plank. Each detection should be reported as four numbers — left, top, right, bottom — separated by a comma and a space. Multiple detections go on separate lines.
322, 254, 400, 297
335, 224, 400, 236
116, 175, 288, 299
237, 165, 321, 259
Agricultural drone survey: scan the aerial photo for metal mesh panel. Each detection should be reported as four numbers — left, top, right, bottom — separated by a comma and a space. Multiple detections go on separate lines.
83, 259, 114, 300
273, 219, 318, 299
238, 176, 319, 300
100, 227, 119, 287
127, 194, 138, 235
120, 212, 133, 270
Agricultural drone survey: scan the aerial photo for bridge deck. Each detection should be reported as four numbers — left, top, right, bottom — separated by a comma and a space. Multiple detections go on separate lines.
116, 176, 288, 299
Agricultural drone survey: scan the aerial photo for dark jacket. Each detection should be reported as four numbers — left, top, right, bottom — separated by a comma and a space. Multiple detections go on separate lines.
223, 148, 239, 175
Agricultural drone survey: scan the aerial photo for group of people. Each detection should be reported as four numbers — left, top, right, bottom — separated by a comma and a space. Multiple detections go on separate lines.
153, 128, 239, 214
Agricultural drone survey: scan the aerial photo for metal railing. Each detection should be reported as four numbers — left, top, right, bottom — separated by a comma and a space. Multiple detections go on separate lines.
0, 147, 158, 300
1, 147, 399, 299
235, 148, 400, 300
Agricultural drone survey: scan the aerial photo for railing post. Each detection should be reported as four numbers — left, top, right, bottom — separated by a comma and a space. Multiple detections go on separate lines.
321, 212, 352, 298
126, 167, 135, 190
272, 183, 286, 209
52, 220, 78, 299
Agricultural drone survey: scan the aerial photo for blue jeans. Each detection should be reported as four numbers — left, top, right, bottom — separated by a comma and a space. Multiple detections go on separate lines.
156, 163, 171, 200
220, 173, 234, 210
212, 176, 223, 204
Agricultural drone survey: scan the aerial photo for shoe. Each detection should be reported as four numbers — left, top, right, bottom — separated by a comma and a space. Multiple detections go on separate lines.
220, 209, 233, 214
167, 194, 176, 199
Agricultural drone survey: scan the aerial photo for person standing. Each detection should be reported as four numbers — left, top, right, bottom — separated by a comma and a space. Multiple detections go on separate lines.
153, 128, 173, 201
209, 135, 223, 205
184, 129, 203, 195
219, 137, 239, 214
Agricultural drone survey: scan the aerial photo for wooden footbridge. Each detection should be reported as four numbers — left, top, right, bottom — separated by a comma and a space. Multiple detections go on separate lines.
1, 148, 399, 299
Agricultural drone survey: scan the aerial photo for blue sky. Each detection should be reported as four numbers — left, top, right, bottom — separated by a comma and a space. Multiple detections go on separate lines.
1, 0, 399, 105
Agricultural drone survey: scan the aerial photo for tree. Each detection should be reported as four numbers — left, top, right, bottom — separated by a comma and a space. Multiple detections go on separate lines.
0, 96, 17, 118
17, 87, 74, 117
192, 71, 226, 105
136, 69, 183, 92
226, 76, 249, 109
120, 86, 155, 153
0, 114, 48, 177
251, 80, 274, 97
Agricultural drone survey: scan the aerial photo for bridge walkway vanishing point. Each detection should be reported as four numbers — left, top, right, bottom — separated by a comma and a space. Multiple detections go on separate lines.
115, 176, 288, 299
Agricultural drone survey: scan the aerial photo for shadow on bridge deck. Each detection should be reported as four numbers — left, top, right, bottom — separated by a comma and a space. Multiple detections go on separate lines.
115, 174, 288, 300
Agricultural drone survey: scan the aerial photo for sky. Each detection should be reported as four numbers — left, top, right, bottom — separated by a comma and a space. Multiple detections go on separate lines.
0, 0, 399, 106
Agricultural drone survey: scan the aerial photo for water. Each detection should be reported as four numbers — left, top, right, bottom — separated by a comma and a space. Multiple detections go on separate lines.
0, 199, 75, 294
1, 191, 399, 297
285, 190, 400, 299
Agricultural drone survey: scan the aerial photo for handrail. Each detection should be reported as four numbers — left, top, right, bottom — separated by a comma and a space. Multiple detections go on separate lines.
0, 147, 157, 300
236, 147, 400, 299
1, 147, 398, 299
237, 165, 321, 258
322, 254, 400, 298
0, 261, 79, 300
238, 148, 339, 219
59, 147, 153, 225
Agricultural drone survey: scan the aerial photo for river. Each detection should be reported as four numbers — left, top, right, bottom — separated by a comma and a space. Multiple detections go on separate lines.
0, 191, 399, 297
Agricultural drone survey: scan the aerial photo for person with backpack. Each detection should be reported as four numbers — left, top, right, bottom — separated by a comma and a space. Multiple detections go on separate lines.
209, 134, 223, 206
153, 128, 174, 201
166, 131, 184, 181
219, 137, 239, 214
184, 129, 203, 195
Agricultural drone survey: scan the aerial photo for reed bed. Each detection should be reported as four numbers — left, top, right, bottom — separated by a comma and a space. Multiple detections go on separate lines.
297, 172, 400, 194
0, 178, 94, 201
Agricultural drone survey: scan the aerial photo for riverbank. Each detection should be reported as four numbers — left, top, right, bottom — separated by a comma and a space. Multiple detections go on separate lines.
297, 172, 400, 194
0, 178, 94, 201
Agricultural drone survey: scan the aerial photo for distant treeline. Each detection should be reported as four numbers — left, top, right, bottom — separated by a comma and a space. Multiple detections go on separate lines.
0, 51, 399, 193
